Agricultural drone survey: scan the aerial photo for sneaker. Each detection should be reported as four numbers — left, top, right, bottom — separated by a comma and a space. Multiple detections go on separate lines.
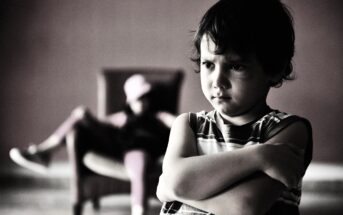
9, 148, 50, 174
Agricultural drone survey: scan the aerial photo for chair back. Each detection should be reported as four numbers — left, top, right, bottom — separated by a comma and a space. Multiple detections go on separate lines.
97, 68, 184, 118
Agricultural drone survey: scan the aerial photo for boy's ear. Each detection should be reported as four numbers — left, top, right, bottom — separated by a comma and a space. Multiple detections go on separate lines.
268, 63, 289, 87
268, 73, 283, 87
270, 73, 282, 82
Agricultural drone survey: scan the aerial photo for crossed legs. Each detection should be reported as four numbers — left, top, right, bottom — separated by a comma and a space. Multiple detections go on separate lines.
9, 106, 94, 173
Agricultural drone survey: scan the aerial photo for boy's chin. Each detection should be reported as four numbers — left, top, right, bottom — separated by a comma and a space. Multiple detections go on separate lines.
215, 104, 251, 118
215, 107, 240, 118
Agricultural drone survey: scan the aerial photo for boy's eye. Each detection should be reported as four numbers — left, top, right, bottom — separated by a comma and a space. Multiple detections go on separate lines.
230, 64, 246, 72
201, 61, 214, 70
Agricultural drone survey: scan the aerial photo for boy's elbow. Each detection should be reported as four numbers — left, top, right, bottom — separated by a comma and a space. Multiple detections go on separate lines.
167, 173, 205, 200
156, 173, 198, 202
174, 182, 209, 201
168, 175, 191, 199
156, 182, 166, 202
156, 175, 177, 202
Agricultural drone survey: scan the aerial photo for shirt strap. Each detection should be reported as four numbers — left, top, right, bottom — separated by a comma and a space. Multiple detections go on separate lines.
188, 112, 200, 155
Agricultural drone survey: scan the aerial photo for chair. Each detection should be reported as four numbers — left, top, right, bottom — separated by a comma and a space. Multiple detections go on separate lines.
66, 68, 184, 215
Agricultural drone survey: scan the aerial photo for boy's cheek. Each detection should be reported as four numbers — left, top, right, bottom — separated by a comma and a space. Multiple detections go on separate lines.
200, 85, 210, 98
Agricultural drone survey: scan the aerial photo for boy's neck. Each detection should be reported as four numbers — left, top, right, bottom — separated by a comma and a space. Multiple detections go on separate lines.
217, 102, 270, 126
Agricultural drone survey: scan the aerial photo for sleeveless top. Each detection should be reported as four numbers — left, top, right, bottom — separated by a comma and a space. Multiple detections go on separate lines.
160, 109, 312, 215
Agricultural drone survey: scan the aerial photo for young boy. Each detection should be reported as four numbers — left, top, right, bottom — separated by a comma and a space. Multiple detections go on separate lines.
157, 0, 312, 214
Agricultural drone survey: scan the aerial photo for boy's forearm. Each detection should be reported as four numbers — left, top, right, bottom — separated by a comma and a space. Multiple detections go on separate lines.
164, 144, 263, 200
173, 173, 284, 215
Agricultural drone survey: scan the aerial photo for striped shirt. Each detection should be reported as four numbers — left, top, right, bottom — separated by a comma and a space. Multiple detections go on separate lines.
160, 109, 312, 215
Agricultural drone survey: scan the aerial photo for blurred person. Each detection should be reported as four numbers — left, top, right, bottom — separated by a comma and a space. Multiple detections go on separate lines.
10, 74, 175, 215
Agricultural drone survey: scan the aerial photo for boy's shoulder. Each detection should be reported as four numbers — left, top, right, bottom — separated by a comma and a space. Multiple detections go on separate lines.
257, 109, 312, 142
258, 109, 310, 126
188, 110, 216, 124
258, 109, 293, 124
191, 110, 216, 119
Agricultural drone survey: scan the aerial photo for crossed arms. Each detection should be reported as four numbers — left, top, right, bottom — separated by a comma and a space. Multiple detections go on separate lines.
156, 113, 310, 215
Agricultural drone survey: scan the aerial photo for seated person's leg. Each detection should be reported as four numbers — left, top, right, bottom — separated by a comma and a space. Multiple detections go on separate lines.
124, 149, 152, 215
9, 106, 99, 173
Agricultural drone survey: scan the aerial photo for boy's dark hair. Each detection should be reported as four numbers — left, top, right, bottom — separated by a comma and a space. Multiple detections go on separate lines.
193, 0, 295, 87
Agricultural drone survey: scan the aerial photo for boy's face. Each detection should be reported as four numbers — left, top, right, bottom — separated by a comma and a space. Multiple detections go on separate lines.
200, 35, 271, 122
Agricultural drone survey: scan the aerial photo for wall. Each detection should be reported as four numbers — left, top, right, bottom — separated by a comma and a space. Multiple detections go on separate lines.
268, 0, 343, 162
0, 0, 342, 163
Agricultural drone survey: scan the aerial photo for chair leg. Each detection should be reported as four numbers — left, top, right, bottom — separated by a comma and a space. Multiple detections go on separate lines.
73, 202, 83, 215
92, 197, 100, 211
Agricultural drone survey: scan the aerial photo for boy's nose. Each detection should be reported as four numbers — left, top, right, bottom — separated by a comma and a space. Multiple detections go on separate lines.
213, 67, 230, 89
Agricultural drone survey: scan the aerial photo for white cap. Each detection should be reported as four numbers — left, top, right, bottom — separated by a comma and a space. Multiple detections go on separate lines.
124, 74, 152, 103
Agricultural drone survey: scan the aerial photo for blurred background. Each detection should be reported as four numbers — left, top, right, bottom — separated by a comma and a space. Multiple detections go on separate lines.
0, 0, 343, 214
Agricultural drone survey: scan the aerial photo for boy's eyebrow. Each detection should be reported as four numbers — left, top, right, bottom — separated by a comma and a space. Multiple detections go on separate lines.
227, 58, 249, 64
225, 52, 255, 64
225, 52, 245, 62
200, 54, 250, 64
200, 52, 216, 61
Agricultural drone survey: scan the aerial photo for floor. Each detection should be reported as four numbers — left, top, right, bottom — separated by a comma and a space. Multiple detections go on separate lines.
0, 188, 162, 215
0, 162, 343, 215
0, 162, 161, 215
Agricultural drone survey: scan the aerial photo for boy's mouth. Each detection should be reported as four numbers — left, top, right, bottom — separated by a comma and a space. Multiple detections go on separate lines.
211, 96, 231, 101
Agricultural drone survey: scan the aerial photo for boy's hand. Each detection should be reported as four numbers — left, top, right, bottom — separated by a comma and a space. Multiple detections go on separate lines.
259, 143, 305, 188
